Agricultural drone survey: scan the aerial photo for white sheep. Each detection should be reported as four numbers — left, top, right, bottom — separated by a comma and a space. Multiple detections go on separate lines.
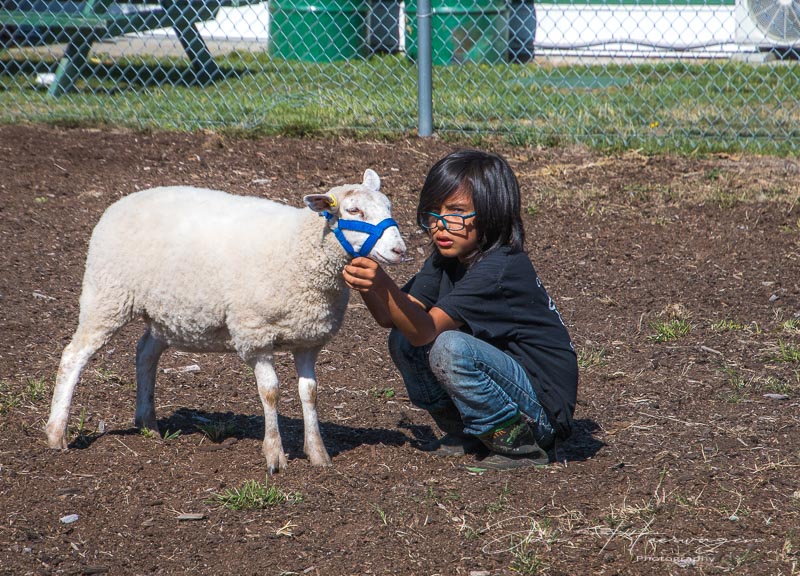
45, 169, 406, 473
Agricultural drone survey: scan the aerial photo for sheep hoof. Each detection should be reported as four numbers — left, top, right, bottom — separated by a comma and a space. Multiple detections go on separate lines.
134, 415, 158, 433
264, 451, 288, 474
47, 437, 69, 450
308, 452, 332, 467
45, 422, 69, 450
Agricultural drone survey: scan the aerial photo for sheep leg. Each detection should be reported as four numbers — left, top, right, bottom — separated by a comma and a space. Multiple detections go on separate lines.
45, 326, 109, 449
249, 354, 288, 473
134, 328, 168, 433
294, 347, 331, 467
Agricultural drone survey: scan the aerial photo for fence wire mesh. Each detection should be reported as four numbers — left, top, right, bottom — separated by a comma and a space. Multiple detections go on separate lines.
1, 0, 799, 152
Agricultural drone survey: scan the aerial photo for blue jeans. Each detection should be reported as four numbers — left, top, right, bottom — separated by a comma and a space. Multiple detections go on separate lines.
389, 329, 555, 448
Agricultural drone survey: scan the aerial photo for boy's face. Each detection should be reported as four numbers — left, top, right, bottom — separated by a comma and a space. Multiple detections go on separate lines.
428, 191, 479, 262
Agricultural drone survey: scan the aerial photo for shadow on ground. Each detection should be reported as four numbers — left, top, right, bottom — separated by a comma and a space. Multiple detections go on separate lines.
73, 408, 605, 464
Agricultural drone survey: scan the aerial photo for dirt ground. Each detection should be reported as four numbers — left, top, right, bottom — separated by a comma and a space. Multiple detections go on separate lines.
1, 124, 799, 576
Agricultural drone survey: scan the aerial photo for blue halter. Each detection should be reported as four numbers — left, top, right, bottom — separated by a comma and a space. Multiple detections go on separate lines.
323, 211, 399, 258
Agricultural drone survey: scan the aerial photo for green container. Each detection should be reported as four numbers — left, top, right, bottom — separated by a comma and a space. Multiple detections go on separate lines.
405, 0, 507, 65
269, 0, 369, 62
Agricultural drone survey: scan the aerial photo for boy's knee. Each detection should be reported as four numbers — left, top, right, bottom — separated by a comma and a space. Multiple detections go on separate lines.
429, 330, 468, 367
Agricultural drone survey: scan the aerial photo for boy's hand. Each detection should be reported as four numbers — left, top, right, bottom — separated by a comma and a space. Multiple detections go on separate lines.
344, 256, 436, 335
343, 257, 388, 293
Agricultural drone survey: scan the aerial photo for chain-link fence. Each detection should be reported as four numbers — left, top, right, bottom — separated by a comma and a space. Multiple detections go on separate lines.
1, 0, 799, 152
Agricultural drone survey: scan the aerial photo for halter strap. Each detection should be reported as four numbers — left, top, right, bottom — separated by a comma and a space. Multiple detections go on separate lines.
323, 211, 399, 258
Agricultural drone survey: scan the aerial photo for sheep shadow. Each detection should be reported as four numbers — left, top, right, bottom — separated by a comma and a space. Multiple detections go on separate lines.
93, 407, 414, 460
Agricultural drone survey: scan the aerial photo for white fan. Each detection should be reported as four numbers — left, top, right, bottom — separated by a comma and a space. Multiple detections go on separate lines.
736, 0, 800, 49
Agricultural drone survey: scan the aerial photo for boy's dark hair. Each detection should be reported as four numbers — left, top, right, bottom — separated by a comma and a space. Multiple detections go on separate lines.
417, 150, 525, 259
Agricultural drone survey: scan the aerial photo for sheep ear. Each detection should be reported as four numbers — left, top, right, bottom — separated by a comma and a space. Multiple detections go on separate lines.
362, 169, 381, 192
303, 193, 339, 214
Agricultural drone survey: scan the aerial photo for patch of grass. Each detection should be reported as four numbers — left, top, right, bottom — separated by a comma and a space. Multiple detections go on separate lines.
197, 419, 237, 442
370, 386, 396, 399
709, 188, 744, 209
781, 318, 800, 333
578, 346, 607, 369
2, 57, 800, 156
24, 377, 48, 403
510, 543, 546, 574
778, 532, 799, 564
0, 381, 21, 414
585, 203, 606, 218
648, 319, 692, 342
373, 504, 389, 526
775, 340, 800, 362
761, 376, 795, 396
93, 367, 133, 389
721, 549, 755, 569
779, 217, 800, 234
711, 318, 747, 332
721, 367, 756, 402
208, 479, 302, 510
622, 184, 646, 203
71, 407, 91, 446
94, 367, 124, 384
425, 487, 462, 504
507, 518, 555, 574
487, 482, 513, 514
162, 429, 182, 441
0, 377, 50, 413
139, 427, 182, 440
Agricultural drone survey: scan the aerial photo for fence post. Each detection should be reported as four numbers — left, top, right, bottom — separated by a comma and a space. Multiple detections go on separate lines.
417, 0, 433, 137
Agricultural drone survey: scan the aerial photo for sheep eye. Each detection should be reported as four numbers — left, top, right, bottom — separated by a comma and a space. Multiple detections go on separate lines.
346, 208, 363, 217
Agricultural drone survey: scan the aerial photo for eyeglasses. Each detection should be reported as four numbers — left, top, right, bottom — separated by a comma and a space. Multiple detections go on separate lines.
420, 211, 476, 232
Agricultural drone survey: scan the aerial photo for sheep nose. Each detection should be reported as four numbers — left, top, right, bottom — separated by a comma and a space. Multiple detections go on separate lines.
392, 246, 406, 258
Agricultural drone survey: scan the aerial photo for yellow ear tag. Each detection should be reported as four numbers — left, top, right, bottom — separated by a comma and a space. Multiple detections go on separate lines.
328, 194, 338, 209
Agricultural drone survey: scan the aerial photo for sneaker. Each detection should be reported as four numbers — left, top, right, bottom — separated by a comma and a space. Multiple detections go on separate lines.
420, 434, 488, 457
478, 413, 541, 456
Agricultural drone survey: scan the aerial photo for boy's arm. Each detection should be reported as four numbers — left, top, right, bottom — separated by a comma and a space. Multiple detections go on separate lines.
344, 257, 461, 346
357, 289, 402, 328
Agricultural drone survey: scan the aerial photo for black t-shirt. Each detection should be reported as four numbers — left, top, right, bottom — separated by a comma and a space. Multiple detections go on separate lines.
402, 246, 579, 439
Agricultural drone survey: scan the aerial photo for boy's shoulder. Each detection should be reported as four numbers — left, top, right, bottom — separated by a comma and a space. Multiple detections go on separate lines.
475, 246, 533, 272
428, 247, 534, 280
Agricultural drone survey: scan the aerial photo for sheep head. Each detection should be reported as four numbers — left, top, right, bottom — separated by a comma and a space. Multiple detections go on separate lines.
304, 169, 406, 265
